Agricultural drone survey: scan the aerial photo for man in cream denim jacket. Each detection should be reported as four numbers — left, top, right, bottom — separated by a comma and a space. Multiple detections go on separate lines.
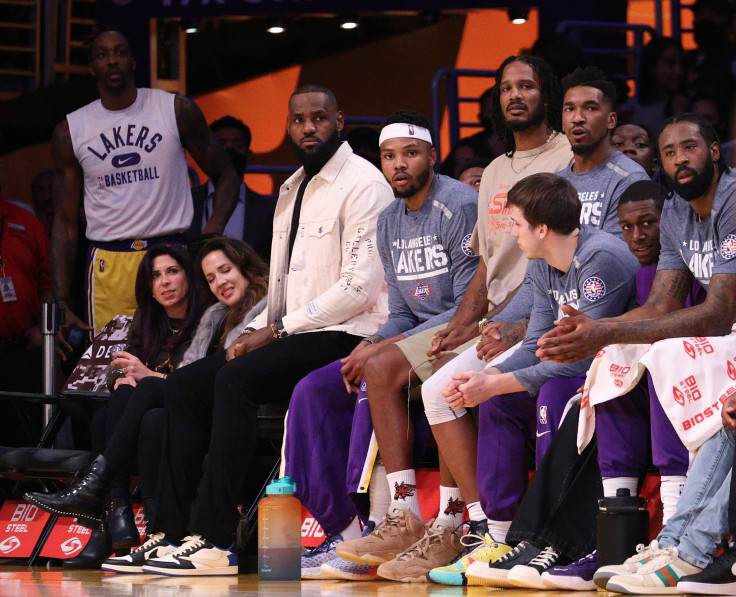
127, 85, 394, 577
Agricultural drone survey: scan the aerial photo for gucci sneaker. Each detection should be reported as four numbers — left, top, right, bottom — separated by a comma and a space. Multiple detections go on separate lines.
336, 508, 425, 566
594, 539, 661, 589
607, 545, 702, 594
101, 532, 177, 574
465, 540, 541, 587
428, 520, 512, 586
142, 534, 238, 576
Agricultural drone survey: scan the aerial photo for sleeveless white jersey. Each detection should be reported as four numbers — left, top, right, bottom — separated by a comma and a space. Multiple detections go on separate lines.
67, 88, 193, 241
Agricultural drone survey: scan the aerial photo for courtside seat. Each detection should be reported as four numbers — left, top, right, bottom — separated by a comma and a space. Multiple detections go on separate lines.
0, 447, 35, 480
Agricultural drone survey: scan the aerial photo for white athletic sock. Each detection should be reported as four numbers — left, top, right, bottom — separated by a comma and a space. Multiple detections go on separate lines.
339, 516, 362, 541
486, 519, 512, 543
602, 476, 639, 498
433, 486, 465, 529
369, 463, 390, 525
386, 469, 422, 519
466, 501, 486, 523
660, 475, 686, 525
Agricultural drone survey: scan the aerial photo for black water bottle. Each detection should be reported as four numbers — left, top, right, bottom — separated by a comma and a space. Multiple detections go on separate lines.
597, 488, 649, 568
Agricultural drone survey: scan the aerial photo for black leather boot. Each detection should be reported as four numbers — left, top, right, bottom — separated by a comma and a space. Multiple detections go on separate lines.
108, 496, 140, 551
24, 455, 109, 525
63, 512, 112, 569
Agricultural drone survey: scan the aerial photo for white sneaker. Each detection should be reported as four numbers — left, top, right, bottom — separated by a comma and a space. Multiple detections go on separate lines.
606, 546, 702, 594
101, 532, 177, 573
594, 540, 662, 589
141, 534, 238, 576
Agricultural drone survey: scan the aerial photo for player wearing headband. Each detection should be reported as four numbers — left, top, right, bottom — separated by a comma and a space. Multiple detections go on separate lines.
285, 110, 480, 581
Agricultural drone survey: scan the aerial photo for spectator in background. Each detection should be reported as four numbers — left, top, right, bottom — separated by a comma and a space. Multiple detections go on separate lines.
530, 33, 584, 81
460, 87, 505, 162
347, 127, 381, 169
0, 192, 51, 446
610, 122, 658, 177
31, 168, 55, 237
458, 158, 491, 189
689, 91, 729, 143
621, 36, 688, 134
440, 138, 480, 179
187, 116, 275, 263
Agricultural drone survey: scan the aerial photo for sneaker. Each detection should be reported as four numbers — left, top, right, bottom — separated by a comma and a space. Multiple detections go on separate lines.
607, 546, 702, 594
427, 521, 512, 586
301, 534, 343, 579
336, 508, 425, 566
594, 539, 662, 589
677, 549, 736, 595
542, 551, 597, 591
465, 540, 541, 587
507, 545, 561, 589
141, 534, 238, 576
376, 523, 463, 582
101, 532, 177, 574
320, 522, 378, 581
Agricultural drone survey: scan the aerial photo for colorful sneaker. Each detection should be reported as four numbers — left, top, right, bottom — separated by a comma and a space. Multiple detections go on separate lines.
320, 522, 378, 581
376, 523, 463, 582
301, 534, 343, 579
507, 545, 562, 589
465, 540, 541, 587
677, 549, 736, 595
101, 532, 177, 573
141, 534, 238, 576
336, 508, 425, 566
428, 521, 512, 586
542, 551, 597, 590
594, 540, 661, 589
607, 546, 702, 594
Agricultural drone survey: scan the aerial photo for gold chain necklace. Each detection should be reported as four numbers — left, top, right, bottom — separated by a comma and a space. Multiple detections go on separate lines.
510, 131, 559, 175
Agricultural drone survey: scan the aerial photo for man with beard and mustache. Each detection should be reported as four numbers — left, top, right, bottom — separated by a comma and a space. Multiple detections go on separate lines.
529, 114, 736, 594
281, 111, 479, 581
93, 85, 393, 576
187, 116, 275, 263
52, 29, 240, 337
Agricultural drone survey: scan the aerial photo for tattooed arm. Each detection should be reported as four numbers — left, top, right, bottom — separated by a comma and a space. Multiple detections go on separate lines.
50, 120, 90, 344
175, 96, 239, 234
536, 269, 736, 363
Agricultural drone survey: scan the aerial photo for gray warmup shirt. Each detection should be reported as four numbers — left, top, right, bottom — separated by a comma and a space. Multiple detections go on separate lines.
495, 225, 639, 395
658, 170, 736, 289
495, 154, 649, 324
376, 174, 479, 339
557, 151, 650, 238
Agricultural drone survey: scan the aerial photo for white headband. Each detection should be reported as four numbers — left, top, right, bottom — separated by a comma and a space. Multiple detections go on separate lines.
379, 123, 433, 146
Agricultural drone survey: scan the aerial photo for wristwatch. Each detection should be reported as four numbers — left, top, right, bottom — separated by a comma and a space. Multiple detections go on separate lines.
478, 317, 490, 334
270, 320, 288, 339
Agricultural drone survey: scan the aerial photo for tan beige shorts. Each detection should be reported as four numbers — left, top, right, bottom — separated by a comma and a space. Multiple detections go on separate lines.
395, 323, 479, 386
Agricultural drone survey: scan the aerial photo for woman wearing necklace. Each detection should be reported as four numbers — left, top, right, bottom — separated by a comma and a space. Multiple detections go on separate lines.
26, 239, 268, 568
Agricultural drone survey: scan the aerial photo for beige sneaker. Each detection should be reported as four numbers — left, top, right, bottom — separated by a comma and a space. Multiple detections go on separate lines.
376, 524, 463, 583
336, 508, 426, 566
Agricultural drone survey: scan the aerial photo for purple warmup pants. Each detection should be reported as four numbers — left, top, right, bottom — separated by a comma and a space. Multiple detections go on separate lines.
283, 359, 431, 537
649, 374, 689, 475
477, 375, 650, 521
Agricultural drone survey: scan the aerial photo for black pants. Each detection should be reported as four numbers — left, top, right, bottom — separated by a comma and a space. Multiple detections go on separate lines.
507, 406, 603, 560
152, 331, 361, 547
102, 377, 166, 494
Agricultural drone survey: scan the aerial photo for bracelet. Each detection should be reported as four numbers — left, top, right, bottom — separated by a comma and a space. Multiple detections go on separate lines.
270, 321, 288, 340
239, 326, 256, 336
478, 317, 490, 334
363, 334, 384, 345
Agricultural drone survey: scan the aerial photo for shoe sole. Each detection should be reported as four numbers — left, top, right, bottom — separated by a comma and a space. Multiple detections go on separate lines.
301, 567, 327, 580
427, 570, 465, 586
465, 571, 516, 588
100, 563, 143, 574
141, 565, 238, 576
541, 575, 596, 591
507, 566, 548, 589
607, 579, 678, 594
677, 580, 736, 595
376, 568, 429, 583
334, 549, 396, 566
321, 567, 378, 581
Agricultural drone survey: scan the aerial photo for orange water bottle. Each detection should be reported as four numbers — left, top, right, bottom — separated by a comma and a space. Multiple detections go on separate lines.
258, 476, 302, 580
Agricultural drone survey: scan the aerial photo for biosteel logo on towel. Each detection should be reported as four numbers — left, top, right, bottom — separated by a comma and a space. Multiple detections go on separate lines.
673, 375, 702, 406
682, 337, 715, 360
